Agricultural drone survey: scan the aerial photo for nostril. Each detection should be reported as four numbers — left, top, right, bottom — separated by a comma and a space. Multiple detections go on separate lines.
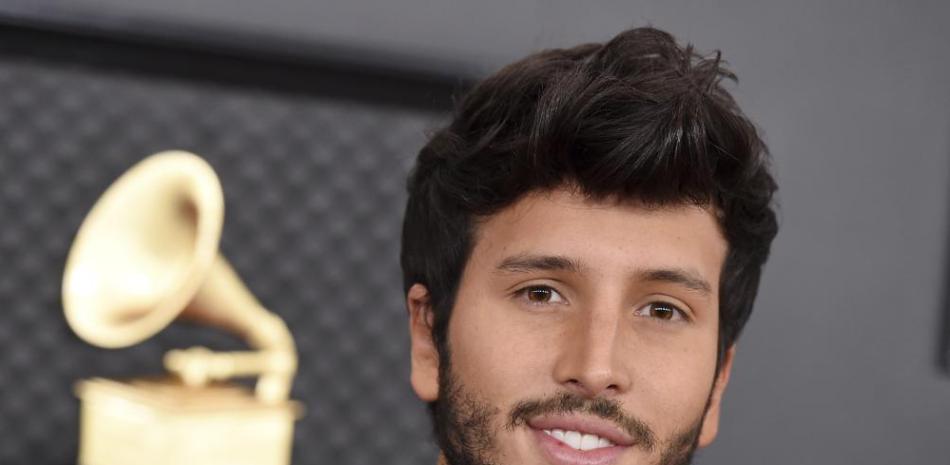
564, 379, 622, 398
564, 379, 586, 393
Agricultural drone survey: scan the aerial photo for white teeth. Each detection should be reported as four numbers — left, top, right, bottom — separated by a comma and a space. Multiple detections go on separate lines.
580, 434, 599, 451
542, 429, 615, 451
564, 431, 582, 449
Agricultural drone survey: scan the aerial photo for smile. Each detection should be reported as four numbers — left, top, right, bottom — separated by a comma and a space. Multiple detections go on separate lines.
531, 427, 628, 465
542, 429, 615, 450
527, 415, 634, 465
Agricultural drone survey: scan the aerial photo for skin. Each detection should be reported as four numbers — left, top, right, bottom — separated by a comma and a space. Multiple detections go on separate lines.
407, 187, 735, 465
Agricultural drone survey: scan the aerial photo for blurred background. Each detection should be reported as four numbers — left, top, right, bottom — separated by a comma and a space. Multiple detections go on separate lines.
0, 1, 948, 464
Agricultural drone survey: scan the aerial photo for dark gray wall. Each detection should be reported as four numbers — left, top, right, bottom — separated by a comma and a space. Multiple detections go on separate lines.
18, 1, 950, 463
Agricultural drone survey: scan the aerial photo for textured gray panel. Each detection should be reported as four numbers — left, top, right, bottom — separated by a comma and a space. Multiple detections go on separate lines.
0, 55, 442, 465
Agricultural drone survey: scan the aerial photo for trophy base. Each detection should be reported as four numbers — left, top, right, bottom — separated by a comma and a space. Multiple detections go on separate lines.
75, 377, 301, 465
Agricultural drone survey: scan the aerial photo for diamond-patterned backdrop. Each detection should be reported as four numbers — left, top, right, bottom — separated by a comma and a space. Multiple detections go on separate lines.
0, 29, 447, 465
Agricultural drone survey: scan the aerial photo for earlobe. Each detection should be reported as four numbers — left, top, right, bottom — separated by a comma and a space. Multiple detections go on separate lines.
407, 283, 440, 402
697, 344, 736, 448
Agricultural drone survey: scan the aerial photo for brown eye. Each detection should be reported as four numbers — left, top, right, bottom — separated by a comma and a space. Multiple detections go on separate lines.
528, 287, 552, 302
650, 303, 676, 320
636, 302, 685, 322
519, 286, 565, 305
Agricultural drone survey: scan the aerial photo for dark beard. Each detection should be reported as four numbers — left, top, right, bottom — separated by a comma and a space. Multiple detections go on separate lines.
429, 353, 709, 465
429, 355, 500, 465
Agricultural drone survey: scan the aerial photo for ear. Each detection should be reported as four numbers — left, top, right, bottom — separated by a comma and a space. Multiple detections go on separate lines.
697, 344, 736, 448
407, 283, 440, 402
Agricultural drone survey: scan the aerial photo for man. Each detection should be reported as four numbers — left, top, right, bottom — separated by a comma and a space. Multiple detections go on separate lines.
400, 26, 778, 465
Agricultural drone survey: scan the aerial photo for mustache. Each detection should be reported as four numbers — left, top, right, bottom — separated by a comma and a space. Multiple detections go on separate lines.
506, 392, 657, 452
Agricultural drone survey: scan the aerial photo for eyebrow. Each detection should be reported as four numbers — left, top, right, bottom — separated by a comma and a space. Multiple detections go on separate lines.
495, 253, 713, 296
638, 268, 713, 296
495, 254, 583, 274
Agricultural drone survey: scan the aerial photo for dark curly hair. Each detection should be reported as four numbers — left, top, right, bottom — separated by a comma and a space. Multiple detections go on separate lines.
401, 26, 778, 368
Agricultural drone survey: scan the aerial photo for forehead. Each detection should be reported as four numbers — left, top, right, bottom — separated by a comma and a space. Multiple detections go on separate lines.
468, 188, 728, 285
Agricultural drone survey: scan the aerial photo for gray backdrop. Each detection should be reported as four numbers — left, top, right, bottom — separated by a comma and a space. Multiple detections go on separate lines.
2, 1, 949, 464
0, 26, 446, 464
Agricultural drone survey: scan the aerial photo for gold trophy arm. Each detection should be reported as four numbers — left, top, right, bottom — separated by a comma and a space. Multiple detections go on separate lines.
172, 255, 298, 403
164, 347, 296, 400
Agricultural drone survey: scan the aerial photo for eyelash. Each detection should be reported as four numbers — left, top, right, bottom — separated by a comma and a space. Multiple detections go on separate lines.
634, 301, 688, 322
513, 285, 689, 322
513, 285, 567, 306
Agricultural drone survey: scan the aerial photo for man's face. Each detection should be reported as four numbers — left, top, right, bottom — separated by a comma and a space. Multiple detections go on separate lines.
408, 188, 733, 465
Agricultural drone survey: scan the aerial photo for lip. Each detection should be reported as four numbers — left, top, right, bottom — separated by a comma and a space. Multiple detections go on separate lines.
530, 427, 628, 465
527, 415, 635, 447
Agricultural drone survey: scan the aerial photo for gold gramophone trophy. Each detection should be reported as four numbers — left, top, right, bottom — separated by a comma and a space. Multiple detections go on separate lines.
62, 151, 301, 465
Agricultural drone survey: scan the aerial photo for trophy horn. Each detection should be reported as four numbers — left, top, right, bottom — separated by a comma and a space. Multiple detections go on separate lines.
62, 151, 297, 403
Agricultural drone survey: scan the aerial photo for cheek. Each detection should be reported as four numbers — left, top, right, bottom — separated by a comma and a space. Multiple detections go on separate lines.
625, 326, 719, 428
446, 296, 556, 406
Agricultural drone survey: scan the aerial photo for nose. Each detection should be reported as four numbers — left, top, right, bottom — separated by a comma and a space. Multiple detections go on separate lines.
552, 308, 632, 398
